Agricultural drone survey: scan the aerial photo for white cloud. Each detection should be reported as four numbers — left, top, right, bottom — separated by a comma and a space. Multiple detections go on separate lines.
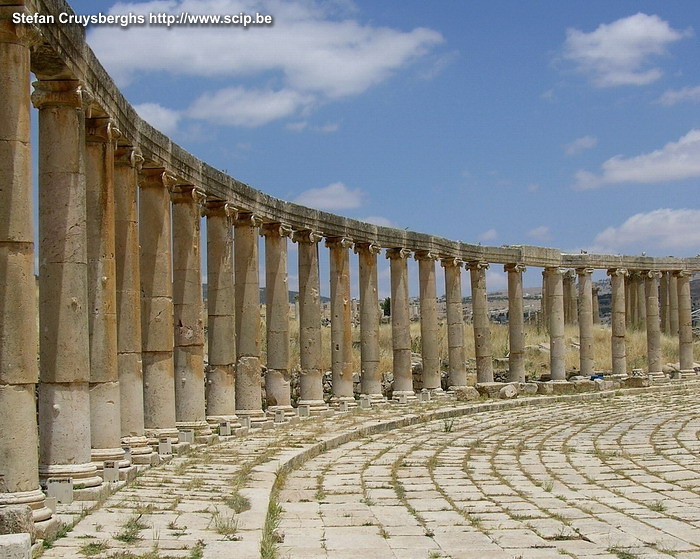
528, 226, 551, 242
293, 182, 364, 210
657, 85, 700, 106
562, 13, 690, 87
572, 129, 700, 190
478, 228, 498, 242
363, 216, 398, 228
564, 135, 598, 156
188, 87, 314, 127
591, 209, 700, 253
133, 102, 181, 135
88, 0, 443, 127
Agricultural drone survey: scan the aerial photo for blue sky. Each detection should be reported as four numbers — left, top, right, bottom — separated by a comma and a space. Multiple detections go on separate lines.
58, 0, 700, 293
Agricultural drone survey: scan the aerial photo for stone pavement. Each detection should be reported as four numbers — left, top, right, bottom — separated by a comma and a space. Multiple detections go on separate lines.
37, 383, 700, 559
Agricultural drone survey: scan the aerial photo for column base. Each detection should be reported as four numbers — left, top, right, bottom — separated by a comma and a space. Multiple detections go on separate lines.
0, 488, 54, 527
266, 405, 296, 418
206, 414, 242, 428
362, 393, 388, 405
145, 427, 180, 445
392, 390, 417, 403
297, 399, 330, 415
680, 369, 697, 378
176, 420, 214, 443
236, 409, 272, 428
39, 462, 103, 490
35, 515, 61, 541
122, 435, 158, 465
330, 396, 358, 409
648, 371, 667, 381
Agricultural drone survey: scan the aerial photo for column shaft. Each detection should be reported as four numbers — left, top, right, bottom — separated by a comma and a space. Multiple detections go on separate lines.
635, 272, 647, 330
114, 146, 153, 463
441, 259, 466, 387
327, 238, 355, 405
416, 252, 441, 391
546, 267, 566, 381
263, 223, 294, 414
669, 273, 679, 336
608, 269, 628, 376
234, 212, 266, 422
659, 272, 670, 334
0, 10, 53, 529
85, 118, 127, 470
644, 271, 663, 377
563, 273, 572, 325
356, 243, 384, 401
577, 268, 594, 377
676, 272, 695, 375
204, 201, 239, 424
387, 249, 414, 398
541, 271, 549, 330
172, 186, 211, 438
139, 168, 178, 442
469, 262, 493, 383
505, 264, 526, 382
592, 285, 601, 325
33, 79, 101, 488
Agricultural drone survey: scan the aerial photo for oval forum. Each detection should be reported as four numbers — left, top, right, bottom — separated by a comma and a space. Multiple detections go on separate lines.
12, 12, 145, 26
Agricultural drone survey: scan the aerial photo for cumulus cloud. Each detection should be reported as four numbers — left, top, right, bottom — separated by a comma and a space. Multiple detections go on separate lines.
528, 226, 551, 242
657, 85, 700, 106
478, 229, 498, 242
133, 102, 181, 135
564, 135, 598, 156
293, 182, 364, 210
572, 129, 700, 190
591, 209, 700, 253
88, 0, 443, 127
562, 13, 690, 87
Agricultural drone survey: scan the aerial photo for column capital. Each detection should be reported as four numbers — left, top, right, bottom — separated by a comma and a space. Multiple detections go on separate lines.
0, 5, 44, 46
325, 236, 353, 249
292, 229, 322, 244
170, 185, 206, 206
628, 270, 645, 279
232, 211, 262, 227
261, 222, 292, 238
643, 270, 662, 279
545, 266, 566, 276
86, 117, 119, 145
202, 199, 234, 217
114, 146, 144, 170
414, 250, 438, 261
576, 267, 595, 276
504, 263, 526, 273
441, 257, 463, 269
386, 247, 411, 260
354, 241, 381, 255
607, 268, 628, 277
31, 80, 92, 110
468, 261, 489, 271
673, 270, 692, 278
139, 168, 178, 191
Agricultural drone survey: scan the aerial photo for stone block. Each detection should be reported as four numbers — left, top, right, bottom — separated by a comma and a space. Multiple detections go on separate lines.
536, 382, 554, 395
623, 377, 650, 388
519, 382, 539, 395
453, 386, 480, 401
0, 533, 31, 559
551, 382, 576, 394
593, 379, 614, 391
571, 379, 595, 392
0, 506, 34, 543
475, 382, 505, 398
499, 384, 518, 399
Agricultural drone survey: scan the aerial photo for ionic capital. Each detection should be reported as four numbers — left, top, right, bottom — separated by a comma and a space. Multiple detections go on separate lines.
202, 200, 235, 218
441, 257, 463, 269
261, 222, 292, 238
607, 268, 628, 278
0, 6, 44, 46
414, 250, 437, 261
292, 229, 322, 244
643, 270, 662, 280
139, 168, 177, 191
86, 118, 118, 144
354, 242, 381, 255
170, 185, 206, 207
545, 266, 566, 276
114, 147, 144, 170
232, 211, 262, 228
564, 269, 577, 280
325, 236, 353, 250
673, 270, 691, 278
504, 263, 526, 274
468, 261, 489, 272
386, 247, 411, 260
575, 267, 595, 276
31, 80, 92, 110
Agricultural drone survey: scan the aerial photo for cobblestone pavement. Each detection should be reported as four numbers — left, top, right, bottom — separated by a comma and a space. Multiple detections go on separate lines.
38, 384, 700, 559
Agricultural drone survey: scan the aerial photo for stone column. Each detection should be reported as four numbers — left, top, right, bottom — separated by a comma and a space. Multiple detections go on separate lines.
139, 168, 179, 443
32, 79, 102, 489
327, 237, 356, 407
659, 272, 670, 335
566, 270, 578, 326
171, 186, 212, 440
563, 272, 572, 325
626, 275, 636, 327
545, 267, 566, 381
540, 270, 549, 330
356, 242, 385, 403
644, 271, 663, 379
0, 9, 54, 532
505, 264, 526, 382
415, 251, 442, 392
676, 271, 695, 377
669, 272, 679, 336
85, 118, 129, 474
576, 268, 594, 377
262, 223, 294, 416
203, 201, 239, 425
469, 261, 494, 383
387, 248, 415, 400
441, 258, 467, 388
234, 212, 267, 423
635, 271, 647, 330
592, 285, 601, 325
113, 146, 154, 464
608, 268, 628, 377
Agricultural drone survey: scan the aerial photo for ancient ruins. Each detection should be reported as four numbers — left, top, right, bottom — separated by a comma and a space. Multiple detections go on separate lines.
1, 1, 699, 557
